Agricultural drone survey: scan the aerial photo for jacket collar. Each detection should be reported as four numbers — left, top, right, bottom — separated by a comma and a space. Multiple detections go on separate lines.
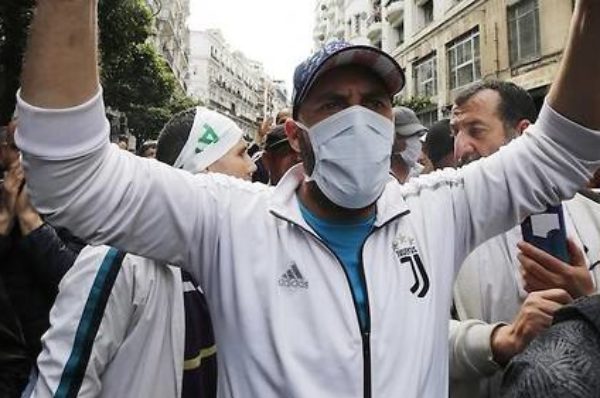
268, 164, 410, 228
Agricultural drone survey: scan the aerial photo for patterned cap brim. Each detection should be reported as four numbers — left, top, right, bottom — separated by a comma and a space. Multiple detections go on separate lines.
294, 46, 405, 117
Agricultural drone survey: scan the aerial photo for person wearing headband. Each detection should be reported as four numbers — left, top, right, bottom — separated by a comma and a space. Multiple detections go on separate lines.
28, 109, 260, 398
159, 107, 256, 180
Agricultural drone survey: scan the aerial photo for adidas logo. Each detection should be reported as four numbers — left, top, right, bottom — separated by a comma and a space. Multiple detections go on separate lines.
278, 264, 309, 289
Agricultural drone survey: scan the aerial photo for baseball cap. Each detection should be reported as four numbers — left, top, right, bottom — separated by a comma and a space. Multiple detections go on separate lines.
393, 106, 428, 138
173, 107, 243, 173
292, 41, 405, 119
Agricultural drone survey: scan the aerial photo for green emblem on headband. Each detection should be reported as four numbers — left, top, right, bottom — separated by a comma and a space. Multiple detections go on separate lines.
195, 123, 220, 154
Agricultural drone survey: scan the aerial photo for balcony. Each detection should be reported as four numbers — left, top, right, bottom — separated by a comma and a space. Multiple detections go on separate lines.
367, 21, 382, 42
385, 0, 404, 25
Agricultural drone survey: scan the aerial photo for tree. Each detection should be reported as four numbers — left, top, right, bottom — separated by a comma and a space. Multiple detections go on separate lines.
0, 0, 35, 125
393, 95, 435, 114
98, 0, 198, 142
0, 0, 198, 141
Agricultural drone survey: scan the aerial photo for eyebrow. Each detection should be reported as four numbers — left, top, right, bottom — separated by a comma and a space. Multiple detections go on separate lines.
451, 117, 488, 127
312, 92, 349, 103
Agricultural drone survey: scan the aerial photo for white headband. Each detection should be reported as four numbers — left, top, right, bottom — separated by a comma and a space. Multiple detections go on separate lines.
173, 107, 243, 173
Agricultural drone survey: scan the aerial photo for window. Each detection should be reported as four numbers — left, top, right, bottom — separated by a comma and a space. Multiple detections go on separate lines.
422, 0, 434, 25
416, 0, 434, 28
395, 23, 405, 47
508, 0, 541, 66
417, 109, 438, 128
447, 29, 481, 90
413, 54, 437, 97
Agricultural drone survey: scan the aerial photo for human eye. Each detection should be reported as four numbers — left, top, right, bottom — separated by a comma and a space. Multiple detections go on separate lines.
365, 96, 391, 111
320, 100, 344, 112
468, 126, 486, 137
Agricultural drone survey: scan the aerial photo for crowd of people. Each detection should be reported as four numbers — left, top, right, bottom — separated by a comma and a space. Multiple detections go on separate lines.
1, 0, 599, 397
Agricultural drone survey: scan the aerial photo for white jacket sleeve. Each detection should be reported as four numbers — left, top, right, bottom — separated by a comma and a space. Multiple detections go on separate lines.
452, 102, 600, 265
15, 89, 259, 278
33, 246, 133, 398
448, 319, 503, 380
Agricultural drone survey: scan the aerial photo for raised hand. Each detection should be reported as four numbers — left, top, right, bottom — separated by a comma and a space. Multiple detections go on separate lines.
0, 162, 25, 235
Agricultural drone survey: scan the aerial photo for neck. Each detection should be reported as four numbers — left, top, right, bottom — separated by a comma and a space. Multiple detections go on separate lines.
298, 181, 375, 222
390, 158, 409, 183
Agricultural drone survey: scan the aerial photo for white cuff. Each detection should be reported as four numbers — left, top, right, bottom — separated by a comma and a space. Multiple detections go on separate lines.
15, 87, 109, 160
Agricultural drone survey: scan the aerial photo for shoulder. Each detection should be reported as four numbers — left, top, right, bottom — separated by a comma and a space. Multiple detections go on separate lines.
395, 168, 465, 199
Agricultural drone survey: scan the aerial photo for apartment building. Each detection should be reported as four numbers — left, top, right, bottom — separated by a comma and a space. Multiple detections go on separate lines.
187, 30, 289, 136
313, 0, 373, 48
365, 0, 574, 124
146, 0, 191, 91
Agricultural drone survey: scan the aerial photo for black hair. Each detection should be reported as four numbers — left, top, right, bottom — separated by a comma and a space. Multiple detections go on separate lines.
156, 108, 197, 166
137, 140, 157, 156
454, 80, 538, 130
264, 125, 290, 153
118, 135, 128, 144
424, 119, 453, 167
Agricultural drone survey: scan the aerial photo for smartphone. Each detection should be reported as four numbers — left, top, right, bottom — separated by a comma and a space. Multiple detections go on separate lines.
521, 205, 570, 263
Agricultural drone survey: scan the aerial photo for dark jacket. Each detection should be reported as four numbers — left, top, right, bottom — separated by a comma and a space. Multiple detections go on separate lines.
0, 222, 82, 397
501, 295, 600, 398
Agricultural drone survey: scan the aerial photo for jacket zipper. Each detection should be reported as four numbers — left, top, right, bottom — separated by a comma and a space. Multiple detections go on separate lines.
358, 242, 372, 398
271, 209, 409, 398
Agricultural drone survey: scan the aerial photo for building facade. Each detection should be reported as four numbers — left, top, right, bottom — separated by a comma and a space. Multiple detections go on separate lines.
313, 0, 373, 48
361, 0, 574, 125
146, 0, 191, 92
187, 29, 289, 136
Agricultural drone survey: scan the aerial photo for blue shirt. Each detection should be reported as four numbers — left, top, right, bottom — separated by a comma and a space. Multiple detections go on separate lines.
299, 201, 375, 332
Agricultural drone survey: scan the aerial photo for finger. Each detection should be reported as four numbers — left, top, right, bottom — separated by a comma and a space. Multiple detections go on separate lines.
14, 167, 25, 182
538, 297, 566, 315
517, 241, 571, 274
6, 153, 21, 171
567, 238, 587, 268
537, 288, 573, 305
518, 253, 562, 285
521, 266, 552, 293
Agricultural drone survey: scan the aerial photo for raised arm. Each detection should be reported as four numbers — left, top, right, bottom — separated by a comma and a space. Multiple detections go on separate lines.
20, 0, 98, 108
14, 0, 249, 277
446, 1, 600, 260
547, 0, 600, 130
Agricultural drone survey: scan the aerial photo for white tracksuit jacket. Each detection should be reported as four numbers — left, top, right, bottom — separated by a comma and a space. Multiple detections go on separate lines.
16, 89, 600, 398
31, 246, 186, 398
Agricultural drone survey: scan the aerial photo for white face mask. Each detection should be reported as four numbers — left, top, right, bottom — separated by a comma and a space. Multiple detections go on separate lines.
408, 162, 425, 179
392, 135, 424, 181
296, 105, 394, 209
400, 135, 423, 167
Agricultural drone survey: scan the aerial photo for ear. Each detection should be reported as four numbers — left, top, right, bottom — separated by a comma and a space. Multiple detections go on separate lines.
285, 119, 302, 153
514, 119, 531, 136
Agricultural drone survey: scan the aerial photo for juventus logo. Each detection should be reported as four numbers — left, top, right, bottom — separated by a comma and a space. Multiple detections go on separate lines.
393, 235, 430, 298
399, 254, 430, 298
